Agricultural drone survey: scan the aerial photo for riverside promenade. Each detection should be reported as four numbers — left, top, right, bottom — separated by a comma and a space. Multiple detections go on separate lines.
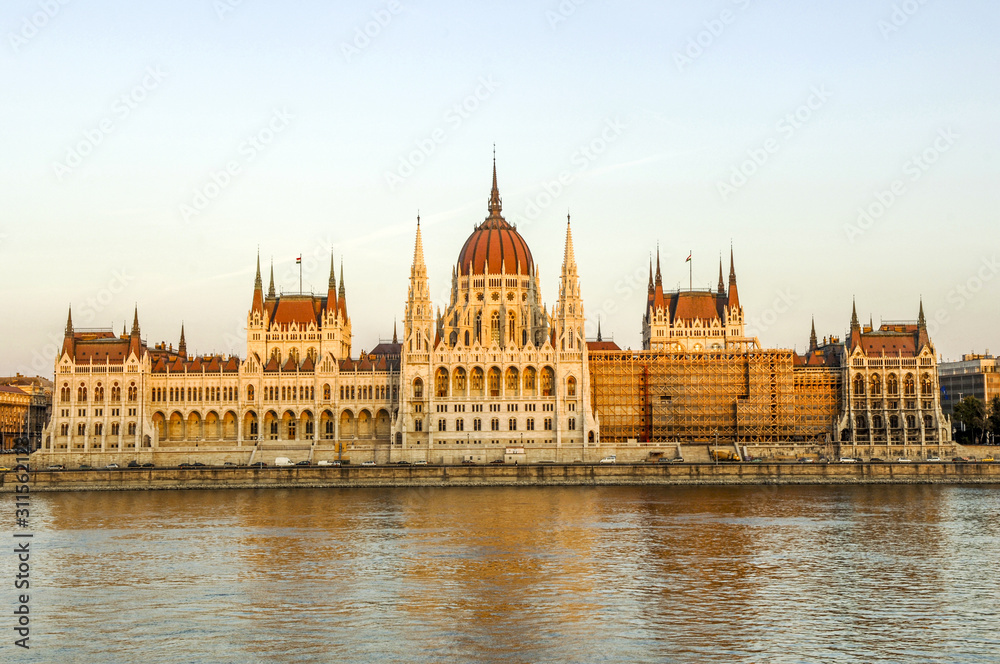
4, 461, 1000, 492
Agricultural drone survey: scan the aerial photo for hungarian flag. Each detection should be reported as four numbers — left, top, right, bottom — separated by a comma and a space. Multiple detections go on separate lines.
685, 252, 692, 262
295, 255, 302, 264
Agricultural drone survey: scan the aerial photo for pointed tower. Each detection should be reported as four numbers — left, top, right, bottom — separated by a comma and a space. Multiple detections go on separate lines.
392, 319, 398, 345
556, 214, 586, 352
267, 260, 276, 299
487, 151, 502, 219
809, 316, 818, 351
251, 252, 265, 315
338, 261, 348, 321
917, 298, 930, 349
596, 317, 603, 343
717, 258, 725, 295
404, 215, 433, 356
61, 306, 75, 358
178, 324, 187, 359
653, 245, 664, 308
326, 252, 338, 317
727, 247, 740, 310
129, 306, 143, 359
850, 298, 862, 349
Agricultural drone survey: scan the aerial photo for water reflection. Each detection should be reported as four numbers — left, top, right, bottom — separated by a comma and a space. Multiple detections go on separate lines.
11, 485, 1000, 663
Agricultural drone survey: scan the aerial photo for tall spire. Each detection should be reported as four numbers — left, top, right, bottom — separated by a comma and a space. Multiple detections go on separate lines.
487, 149, 502, 219
849, 298, 862, 349
62, 306, 75, 358
597, 317, 603, 342
647, 256, 654, 294
809, 316, 818, 351
717, 257, 725, 295
131, 306, 140, 336
727, 246, 740, 310
251, 253, 265, 314
65, 305, 73, 336
654, 244, 662, 287
918, 298, 926, 327
338, 260, 348, 320
178, 323, 187, 358
392, 319, 398, 344
562, 213, 576, 268
917, 297, 930, 348
128, 306, 142, 358
326, 250, 338, 315
413, 213, 426, 268
254, 250, 262, 290
267, 259, 276, 298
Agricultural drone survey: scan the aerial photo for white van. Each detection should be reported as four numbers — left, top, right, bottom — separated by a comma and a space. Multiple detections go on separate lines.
274, 457, 294, 467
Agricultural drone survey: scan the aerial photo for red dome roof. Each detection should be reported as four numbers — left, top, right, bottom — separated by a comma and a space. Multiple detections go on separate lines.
456, 161, 534, 276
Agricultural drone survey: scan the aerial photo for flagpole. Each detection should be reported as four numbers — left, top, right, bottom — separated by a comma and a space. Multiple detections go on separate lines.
689, 250, 692, 291
299, 256, 303, 294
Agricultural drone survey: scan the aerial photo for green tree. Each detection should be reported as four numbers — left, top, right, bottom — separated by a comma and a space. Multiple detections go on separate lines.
988, 395, 1000, 444
953, 395, 987, 444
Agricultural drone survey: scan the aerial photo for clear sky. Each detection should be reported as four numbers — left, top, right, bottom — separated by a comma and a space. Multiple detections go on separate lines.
2, 0, 998, 376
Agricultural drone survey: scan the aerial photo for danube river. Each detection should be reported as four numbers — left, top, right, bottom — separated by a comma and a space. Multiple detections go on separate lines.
9, 485, 1000, 663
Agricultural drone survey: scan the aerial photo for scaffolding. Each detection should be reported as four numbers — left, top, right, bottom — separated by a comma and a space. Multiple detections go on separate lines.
589, 350, 841, 443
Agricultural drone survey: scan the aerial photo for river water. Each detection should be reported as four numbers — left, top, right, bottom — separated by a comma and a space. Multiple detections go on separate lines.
7, 485, 1000, 663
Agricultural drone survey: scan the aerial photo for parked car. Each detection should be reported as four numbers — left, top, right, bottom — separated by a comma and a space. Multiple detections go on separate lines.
47, 464, 65, 470
599, 455, 617, 464
869, 458, 885, 463
952, 456, 970, 463
490, 459, 505, 464
839, 457, 858, 463
106, 463, 120, 469
317, 460, 341, 466
223, 462, 237, 467
296, 460, 311, 466
249, 461, 267, 468
141, 463, 155, 468
127, 460, 140, 468
395, 460, 411, 465
895, 457, 912, 463
79, 464, 92, 470
361, 461, 376, 466
413, 459, 427, 465
925, 456, 942, 462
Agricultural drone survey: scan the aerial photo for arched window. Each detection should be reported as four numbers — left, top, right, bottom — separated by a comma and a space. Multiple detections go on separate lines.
61, 384, 70, 402
541, 367, 555, 397
567, 376, 577, 398
111, 384, 121, 402
78, 385, 87, 402
323, 384, 331, 400
872, 415, 883, 429
886, 374, 899, 396
508, 312, 516, 344
247, 385, 255, 401
491, 312, 501, 344
413, 377, 423, 399
128, 383, 137, 402
869, 374, 881, 397
906, 415, 916, 428
505, 367, 519, 395
889, 415, 899, 429
523, 366, 537, 395
920, 373, 932, 396
475, 313, 482, 342
470, 367, 484, 396
94, 384, 104, 402
435, 368, 449, 398
924, 415, 933, 428
853, 374, 865, 397
855, 415, 867, 429
488, 367, 501, 397
465, 330, 470, 346
453, 368, 467, 396
904, 374, 915, 396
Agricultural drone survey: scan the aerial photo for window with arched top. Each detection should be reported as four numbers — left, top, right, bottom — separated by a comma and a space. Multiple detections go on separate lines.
78, 385, 87, 402
523, 366, 537, 396
853, 374, 865, 397
869, 374, 881, 396
491, 312, 501, 344
541, 367, 555, 397
872, 415, 883, 429
413, 377, 423, 399
508, 312, 516, 344
453, 367, 467, 396
903, 374, 915, 396
886, 374, 899, 396
94, 384, 104, 402
906, 414, 916, 428
920, 373, 932, 395
470, 367, 484, 396
924, 415, 933, 429
505, 367, 519, 395
247, 385, 255, 401
567, 376, 577, 398
855, 415, 867, 429
488, 367, 502, 397
435, 368, 449, 398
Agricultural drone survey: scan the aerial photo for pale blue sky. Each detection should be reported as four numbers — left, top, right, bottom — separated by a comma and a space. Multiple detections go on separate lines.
2, 0, 998, 375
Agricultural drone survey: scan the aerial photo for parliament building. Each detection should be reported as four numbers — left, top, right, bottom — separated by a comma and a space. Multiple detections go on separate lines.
39, 161, 953, 464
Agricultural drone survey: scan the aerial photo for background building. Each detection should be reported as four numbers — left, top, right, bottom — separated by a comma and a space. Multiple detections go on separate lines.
939, 353, 1000, 416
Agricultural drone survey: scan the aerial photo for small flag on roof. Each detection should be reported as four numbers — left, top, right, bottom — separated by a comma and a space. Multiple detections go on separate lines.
295, 255, 302, 264
685, 252, 692, 262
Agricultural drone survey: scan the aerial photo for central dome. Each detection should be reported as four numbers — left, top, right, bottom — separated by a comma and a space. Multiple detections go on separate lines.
456, 161, 534, 276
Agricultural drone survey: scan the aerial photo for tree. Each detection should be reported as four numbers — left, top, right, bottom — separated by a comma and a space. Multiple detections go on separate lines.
953, 395, 987, 445
988, 395, 1000, 444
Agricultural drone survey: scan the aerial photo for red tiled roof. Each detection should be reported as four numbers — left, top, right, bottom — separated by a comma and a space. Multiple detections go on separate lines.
272, 297, 320, 327
457, 217, 534, 276
669, 291, 724, 324
587, 340, 621, 351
